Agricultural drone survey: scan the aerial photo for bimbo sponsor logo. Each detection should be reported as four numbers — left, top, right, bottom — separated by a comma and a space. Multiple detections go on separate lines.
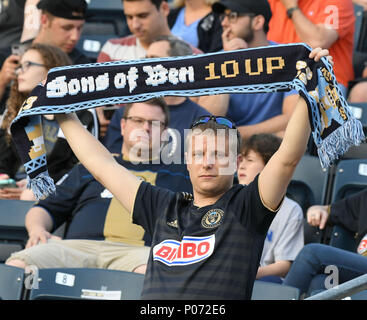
153, 235, 215, 266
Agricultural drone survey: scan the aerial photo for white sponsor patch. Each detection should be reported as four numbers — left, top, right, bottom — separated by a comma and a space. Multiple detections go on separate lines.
153, 235, 215, 266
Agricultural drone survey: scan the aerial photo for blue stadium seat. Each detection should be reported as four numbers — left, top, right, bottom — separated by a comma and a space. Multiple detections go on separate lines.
329, 225, 358, 252
76, 0, 130, 62
288, 154, 329, 207
0, 200, 35, 262
286, 155, 329, 244
331, 159, 367, 202
28, 268, 145, 300
251, 281, 300, 300
0, 264, 25, 300
354, 3, 365, 51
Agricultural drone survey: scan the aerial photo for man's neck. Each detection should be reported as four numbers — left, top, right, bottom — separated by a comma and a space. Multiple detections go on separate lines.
248, 33, 270, 49
164, 96, 186, 105
192, 190, 228, 208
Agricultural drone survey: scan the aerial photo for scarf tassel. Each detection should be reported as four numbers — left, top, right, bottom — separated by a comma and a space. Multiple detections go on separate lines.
27, 172, 56, 200
317, 118, 365, 169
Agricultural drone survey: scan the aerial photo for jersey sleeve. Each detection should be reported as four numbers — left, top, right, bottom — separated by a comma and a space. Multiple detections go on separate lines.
132, 181, 176, 237
236, 175, 279, 236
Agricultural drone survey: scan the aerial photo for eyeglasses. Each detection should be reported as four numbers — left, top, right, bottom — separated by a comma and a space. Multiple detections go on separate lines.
190, 116, 236, 129
125, 116, 165, 128
219, 11, 255, 23
15, 61, 46, 73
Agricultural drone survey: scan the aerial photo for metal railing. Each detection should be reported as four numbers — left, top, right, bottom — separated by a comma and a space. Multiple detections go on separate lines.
305, 273, 367, 300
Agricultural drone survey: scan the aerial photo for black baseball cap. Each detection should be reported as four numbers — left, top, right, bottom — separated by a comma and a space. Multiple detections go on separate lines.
212, 0, 272, 23
37, 0, 88, 20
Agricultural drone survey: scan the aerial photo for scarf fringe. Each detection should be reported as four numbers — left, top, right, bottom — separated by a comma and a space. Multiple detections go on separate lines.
27, 172, 56, 200
317, 117, 365, 169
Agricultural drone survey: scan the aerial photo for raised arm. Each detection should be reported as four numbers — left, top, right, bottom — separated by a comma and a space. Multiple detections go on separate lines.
280, 0, 338, 49
55, 113, 141, 213
258, 48, 329, 211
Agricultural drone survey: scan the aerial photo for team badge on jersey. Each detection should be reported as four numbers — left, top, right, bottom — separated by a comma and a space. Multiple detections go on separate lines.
153, 235, 215, 266
201, 209, 224, 229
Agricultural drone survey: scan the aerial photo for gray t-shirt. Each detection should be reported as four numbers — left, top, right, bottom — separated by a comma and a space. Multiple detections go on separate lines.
260, 196, 304, 266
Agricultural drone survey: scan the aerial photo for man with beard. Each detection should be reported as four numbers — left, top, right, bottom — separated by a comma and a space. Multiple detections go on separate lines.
199, 0, 298, 140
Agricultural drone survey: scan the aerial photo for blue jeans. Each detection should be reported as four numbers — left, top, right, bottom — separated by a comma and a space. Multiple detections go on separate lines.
283, 244, 367, 296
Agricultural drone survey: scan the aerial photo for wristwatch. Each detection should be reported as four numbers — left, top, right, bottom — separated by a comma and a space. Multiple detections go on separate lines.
287, 6, 299, 19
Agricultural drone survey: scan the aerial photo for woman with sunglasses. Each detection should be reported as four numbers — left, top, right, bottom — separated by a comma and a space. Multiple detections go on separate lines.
0, 43, 96, 200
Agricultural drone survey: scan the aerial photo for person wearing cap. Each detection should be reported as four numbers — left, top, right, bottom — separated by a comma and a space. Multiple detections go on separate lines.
267, 0, 354, 98
33, 0, 90, 65
197, 0, 298, 140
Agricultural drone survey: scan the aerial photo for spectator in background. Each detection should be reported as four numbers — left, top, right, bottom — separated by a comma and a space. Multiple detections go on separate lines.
103, 35, 210, 162
283, 189, 367, 296
238, 133, 304, 283
6, 98, 193, 274
198, 0, 298, 140
20, 0, 41, 44
0, 43, 95, 200
267, 0, 355, 97
0, 0, 89, 118
348, 67, 367, 103
96, 0, 202, 138
33, 0, 90, 65
168, 0, 223, 53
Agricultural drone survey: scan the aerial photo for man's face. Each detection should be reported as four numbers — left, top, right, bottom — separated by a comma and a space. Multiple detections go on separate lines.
42, 15, 84, 53
221, 9, 254, 43
186, 132, 239, 197
121, 102, 166, 159
123, 0, 169, 46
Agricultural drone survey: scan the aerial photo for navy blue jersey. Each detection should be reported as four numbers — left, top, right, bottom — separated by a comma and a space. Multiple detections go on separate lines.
133, 175, 277, 300
35, 155, 192, 244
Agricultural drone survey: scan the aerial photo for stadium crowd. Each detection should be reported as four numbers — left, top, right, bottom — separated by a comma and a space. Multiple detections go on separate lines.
0, 0, 366, 300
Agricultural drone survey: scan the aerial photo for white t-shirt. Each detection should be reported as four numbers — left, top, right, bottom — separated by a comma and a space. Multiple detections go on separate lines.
260, 196, 304, 267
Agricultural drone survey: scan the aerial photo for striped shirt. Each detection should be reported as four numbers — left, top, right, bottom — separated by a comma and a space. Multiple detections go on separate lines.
97, 35, 202, 63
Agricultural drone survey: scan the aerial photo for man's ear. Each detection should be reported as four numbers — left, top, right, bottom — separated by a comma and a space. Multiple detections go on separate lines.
40, 13, 50, 28
120, 118, 126, 138
252, 15, 265, 32
159, 0, 170, 17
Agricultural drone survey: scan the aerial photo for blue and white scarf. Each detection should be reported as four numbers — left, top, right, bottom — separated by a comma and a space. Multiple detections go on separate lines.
10, 43, 365, 200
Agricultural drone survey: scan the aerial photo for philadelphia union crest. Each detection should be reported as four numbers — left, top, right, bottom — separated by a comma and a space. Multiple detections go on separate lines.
201, 209, 224, 229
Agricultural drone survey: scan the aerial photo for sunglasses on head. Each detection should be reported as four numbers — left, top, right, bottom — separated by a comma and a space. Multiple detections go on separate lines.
190, 116, 237, 129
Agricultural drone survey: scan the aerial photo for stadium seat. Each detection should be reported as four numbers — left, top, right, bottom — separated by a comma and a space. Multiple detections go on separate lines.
287, 154, 329, 208
28, 268, 145, 300
251, 281, 300, 300
329, 225, 358, 252
0, 200, 35, 262
330, 159, 367, 202
76, 0, 130, 62
354, 3, 365, 51
0, 264, 25, 300
286, 155, 329, 244
353, 4, 367, 78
